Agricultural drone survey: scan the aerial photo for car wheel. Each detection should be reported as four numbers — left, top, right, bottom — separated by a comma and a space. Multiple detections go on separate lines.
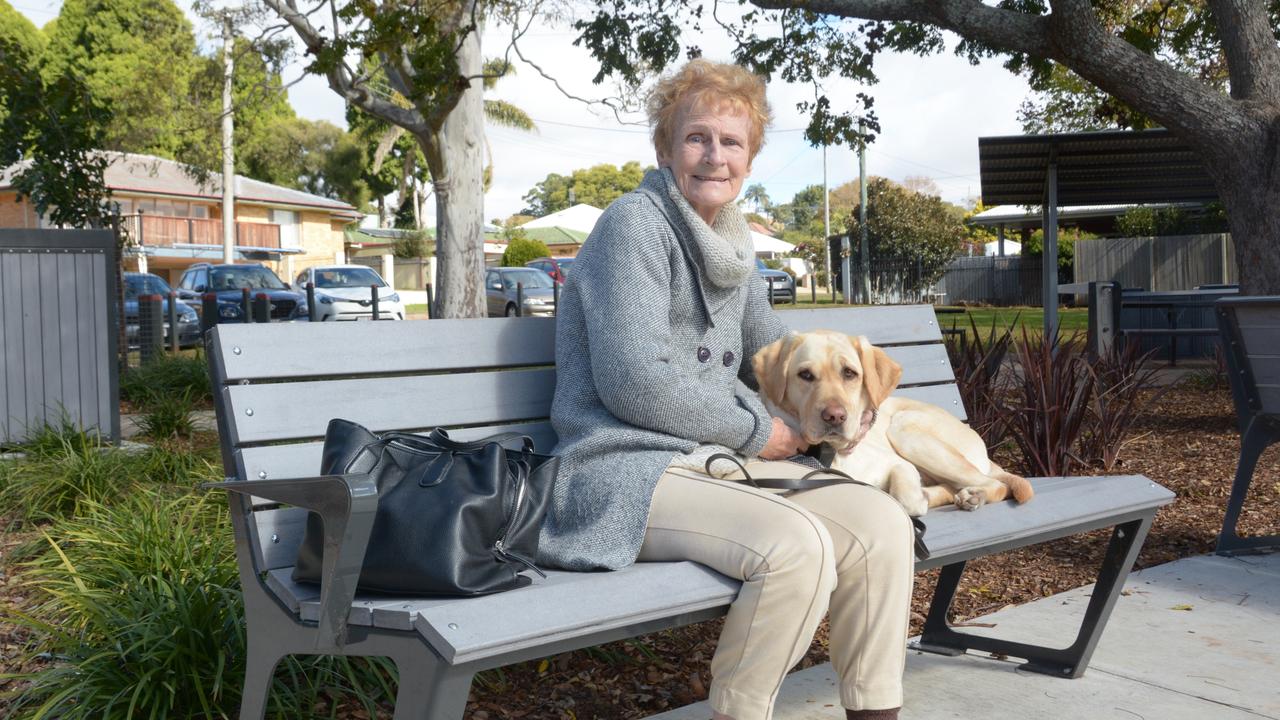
505, 303, 519, 317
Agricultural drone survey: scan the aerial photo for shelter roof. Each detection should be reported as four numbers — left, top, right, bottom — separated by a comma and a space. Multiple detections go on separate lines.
978, 129, 1218, 206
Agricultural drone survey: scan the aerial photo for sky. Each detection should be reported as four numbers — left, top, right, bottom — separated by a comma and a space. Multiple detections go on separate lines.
13, 0, 1033, 225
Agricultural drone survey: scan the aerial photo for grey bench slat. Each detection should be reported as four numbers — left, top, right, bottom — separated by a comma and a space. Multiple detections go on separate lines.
235, 421, 560, 485
782, 305, 944, 343
893, 384, 965, 419
266, 474, 1170, 665
212, 318, 557, 381
223, 368, 557, 445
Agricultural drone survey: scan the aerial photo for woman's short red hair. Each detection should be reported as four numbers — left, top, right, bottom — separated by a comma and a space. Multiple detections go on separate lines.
647, 59, 772, 161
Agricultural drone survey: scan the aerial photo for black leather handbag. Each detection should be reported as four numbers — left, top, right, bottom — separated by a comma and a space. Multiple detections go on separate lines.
293, 418, 559, 596
705, 453, 930, 561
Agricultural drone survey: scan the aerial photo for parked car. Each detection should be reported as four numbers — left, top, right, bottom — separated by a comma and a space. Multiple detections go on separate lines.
294, 265, 405, 321
525, 256, 575, 286
485, 267, 557, 317
756, 258, 795, 302
122, 272, 201, 348
175, 262, 310, 323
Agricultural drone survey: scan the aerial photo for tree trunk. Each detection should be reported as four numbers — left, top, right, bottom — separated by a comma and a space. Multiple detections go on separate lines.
420, 24, 486, 319
1209, 141, 1280, 294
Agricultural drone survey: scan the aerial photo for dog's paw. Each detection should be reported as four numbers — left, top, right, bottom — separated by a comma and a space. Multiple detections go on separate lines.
899, 491, 929, 517
954, 488, 986, 511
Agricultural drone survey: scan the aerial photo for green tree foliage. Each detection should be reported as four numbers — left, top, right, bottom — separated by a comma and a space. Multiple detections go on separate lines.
501, 236, 551, 267
847, 178, 966, 284
41, 0, 201, 158
0, 0, 43, 127
962, 201, 998, 256
522, 162, 649, 216
0, 30, 111, 227
1114, 204, 1230, 237
1022, 227, 1099, 270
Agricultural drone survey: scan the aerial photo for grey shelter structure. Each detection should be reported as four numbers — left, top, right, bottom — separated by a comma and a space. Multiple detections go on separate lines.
0, 229, 120, 444
977, 129, 1219, 335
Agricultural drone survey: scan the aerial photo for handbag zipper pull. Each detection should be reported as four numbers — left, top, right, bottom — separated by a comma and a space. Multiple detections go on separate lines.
494, 540, 547, 578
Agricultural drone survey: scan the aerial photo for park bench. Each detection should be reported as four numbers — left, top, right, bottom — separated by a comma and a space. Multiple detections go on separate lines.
207, 304, 1174, 720
1214, 296, 1280, 554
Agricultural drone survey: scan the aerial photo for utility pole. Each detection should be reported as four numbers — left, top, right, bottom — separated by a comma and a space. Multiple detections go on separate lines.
221, 11, 236, 264
858, 122, 870, 305
823, 144, 831, 299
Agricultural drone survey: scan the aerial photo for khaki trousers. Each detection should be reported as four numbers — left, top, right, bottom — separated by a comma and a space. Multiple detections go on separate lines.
638, 460, 914, 720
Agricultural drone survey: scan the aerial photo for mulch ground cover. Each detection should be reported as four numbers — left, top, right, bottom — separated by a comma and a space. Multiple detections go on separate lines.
1, 378, 1276, 719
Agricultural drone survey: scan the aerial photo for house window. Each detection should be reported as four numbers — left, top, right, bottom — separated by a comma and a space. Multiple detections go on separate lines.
271, 209, 299, 247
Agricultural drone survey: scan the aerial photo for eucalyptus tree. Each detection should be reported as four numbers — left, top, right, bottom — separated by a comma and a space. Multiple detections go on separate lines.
576, 0, 1280, 293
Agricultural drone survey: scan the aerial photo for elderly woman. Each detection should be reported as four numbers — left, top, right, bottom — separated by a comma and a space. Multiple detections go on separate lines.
538, 59, 914, 720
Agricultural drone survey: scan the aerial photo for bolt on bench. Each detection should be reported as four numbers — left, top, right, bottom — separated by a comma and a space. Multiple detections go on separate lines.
206, 305, 1174, 719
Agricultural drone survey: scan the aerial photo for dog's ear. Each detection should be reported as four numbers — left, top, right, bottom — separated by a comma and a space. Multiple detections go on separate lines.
752, 333, 803, 407
854, 335, 902, 408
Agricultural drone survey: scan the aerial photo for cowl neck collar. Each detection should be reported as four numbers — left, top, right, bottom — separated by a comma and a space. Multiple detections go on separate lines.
639, 168, 754, 290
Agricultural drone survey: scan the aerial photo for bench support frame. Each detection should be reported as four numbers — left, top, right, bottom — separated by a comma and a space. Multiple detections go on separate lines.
1215, 415, 1280, 555
913, 515, 1154, 678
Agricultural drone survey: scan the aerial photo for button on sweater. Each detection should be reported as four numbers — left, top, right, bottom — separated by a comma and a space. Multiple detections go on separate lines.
537, 168, 787, 571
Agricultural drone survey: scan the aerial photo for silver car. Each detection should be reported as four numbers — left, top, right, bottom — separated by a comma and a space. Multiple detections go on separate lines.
295, 265, 405, 321
486, 267, 557, 317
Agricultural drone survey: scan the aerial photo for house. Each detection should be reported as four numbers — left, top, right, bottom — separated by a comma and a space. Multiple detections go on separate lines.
0, 153, 362, 285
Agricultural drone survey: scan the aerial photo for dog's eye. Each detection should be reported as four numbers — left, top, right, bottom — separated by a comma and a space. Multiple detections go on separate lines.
798, 369, 815, 382
842, 367, 858, 380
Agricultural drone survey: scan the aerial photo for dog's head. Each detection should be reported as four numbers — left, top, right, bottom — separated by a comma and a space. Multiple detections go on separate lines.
753, 331, 902, 453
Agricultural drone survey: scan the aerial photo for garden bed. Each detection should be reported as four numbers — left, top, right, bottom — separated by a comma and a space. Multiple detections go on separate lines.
0, 380, 1275, 719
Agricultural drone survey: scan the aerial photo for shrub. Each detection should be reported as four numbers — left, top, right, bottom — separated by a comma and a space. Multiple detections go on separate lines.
944, 314, 1014, 448
393, 229, 430, 259
5, 490, 397, 719
501, 236, 551, 267
998, 330, 1094, 477
120, 352, 212, 409
1081, 341, 1165, 472
135, 390, 197, 440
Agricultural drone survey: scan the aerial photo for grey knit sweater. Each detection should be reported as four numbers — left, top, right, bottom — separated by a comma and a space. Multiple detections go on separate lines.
537, 168, 788, 571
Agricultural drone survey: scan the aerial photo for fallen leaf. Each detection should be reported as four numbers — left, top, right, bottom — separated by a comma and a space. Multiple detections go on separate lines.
1171, 604, 1194, 611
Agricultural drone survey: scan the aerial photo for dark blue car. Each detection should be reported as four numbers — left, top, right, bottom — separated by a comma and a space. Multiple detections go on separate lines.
176, 263, 310, 323
123, 272, 201, 348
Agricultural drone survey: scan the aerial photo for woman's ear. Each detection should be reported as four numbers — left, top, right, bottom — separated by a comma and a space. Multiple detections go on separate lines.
854, 335, 902, 408
753, 334, 802, 409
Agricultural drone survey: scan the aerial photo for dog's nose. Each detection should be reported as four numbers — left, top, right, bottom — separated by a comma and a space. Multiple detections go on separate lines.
822, 404, 847, 427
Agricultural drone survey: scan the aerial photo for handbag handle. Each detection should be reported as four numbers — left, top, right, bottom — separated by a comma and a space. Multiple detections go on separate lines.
703, 453, 930, 561
378, 429, 536, 455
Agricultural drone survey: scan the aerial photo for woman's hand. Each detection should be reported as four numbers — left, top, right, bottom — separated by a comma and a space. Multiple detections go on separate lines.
759, 417, 809, 460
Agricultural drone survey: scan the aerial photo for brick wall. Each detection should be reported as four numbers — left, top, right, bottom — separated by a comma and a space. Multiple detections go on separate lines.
0, 192, 38, 228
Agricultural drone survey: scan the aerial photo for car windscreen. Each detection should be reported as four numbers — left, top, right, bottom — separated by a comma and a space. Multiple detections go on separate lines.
124, 274, 172, 299
312, 267, 386, 288
556, 259, 574, 274
501, 269, 554, 289
209, 266, 287, 291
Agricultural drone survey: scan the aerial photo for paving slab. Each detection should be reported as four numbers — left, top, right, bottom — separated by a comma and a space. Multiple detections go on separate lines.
647, 553, 1280, 720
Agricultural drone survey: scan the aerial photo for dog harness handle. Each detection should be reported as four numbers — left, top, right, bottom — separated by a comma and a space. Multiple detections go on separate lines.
703, 453, 931, 561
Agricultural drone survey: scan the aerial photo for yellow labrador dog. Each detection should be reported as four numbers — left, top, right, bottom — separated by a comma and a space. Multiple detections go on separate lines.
753, 331, 1033, 516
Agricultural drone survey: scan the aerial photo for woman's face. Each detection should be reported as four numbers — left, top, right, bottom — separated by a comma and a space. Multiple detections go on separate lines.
657, 99, 753, 225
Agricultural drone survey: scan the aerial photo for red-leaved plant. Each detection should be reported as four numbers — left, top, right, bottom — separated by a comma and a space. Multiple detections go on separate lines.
1081, 340, 1165, 472
945, 314, 1015, 449
998, 329, 1095, 478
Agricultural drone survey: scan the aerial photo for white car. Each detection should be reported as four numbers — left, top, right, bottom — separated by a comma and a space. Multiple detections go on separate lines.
294, 265, 406, 321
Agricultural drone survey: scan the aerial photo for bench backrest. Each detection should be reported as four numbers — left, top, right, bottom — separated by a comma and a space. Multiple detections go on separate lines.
1217, 296, 1280, 422
208, 305, 961, 576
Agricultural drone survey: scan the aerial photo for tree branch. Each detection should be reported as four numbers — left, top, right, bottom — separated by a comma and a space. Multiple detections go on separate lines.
1206, 0, 1280, 102
261, 0, 430, 135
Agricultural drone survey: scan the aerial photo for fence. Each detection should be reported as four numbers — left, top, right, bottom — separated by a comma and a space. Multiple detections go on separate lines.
937, 256, 1049, 306
0, 229, 120, 444
1074, 234, 1235, 291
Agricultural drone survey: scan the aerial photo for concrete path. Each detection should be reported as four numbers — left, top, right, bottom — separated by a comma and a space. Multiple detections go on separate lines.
119, 409, 217, 439
649, 552, 1280, 720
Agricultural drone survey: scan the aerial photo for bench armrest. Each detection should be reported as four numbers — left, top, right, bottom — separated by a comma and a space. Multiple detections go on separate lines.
204, 475, 377, 652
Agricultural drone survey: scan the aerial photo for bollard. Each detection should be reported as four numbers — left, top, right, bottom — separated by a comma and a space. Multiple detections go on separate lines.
811, 278, 817, 305
792, 278, 798, 305
767, 277, 775, 306
167, 291, 179, 352
371, 284, 380, 320
425, 284, 434, 320
553, 279, 559, 316
252, 292, 270, 323
306, 282, 317, 322
515, 283, 523, 317
138, 294, 164, 365
241, 288, 252, 323
201, 293, 218, 335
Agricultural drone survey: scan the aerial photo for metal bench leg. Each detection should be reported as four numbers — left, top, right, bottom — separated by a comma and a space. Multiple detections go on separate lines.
389, 643, 475, 720
239, 643, 285, 720
913, 516, 1155, 678
1215, 418, 1280, 555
